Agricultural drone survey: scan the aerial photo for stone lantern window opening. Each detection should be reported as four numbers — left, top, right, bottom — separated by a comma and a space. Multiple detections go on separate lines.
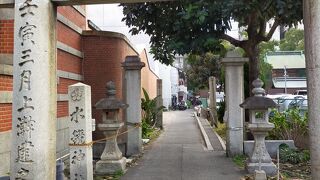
102, 110, 119, 123
251, 110, 268, 123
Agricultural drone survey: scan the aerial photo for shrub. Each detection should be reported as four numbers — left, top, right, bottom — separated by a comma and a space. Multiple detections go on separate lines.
279, 144, 310, 164
141, 88, 165, 138
215, 121, 226, 141
268, 108, 308, 143
217, 99, 225, 123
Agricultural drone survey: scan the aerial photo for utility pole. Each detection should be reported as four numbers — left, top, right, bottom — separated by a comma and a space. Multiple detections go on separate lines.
284, 65, 288, 94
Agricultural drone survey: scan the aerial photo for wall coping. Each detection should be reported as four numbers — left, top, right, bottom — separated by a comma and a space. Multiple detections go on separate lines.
82, 30, 139, 55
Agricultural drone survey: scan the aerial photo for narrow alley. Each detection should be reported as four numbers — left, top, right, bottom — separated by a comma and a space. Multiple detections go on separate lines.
122, 110, 245, 180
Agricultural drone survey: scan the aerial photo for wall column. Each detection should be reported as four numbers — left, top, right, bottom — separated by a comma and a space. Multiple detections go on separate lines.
122, 56, 145, 156
221, 51, 248, 157
11, 1, 57, 179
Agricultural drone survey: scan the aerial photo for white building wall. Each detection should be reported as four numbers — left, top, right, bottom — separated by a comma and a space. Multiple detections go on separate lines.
158, 63, 172, 109
170, 68, 179, 97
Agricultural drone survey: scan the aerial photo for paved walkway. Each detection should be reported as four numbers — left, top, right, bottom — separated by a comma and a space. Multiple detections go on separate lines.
121, 109, 245, 180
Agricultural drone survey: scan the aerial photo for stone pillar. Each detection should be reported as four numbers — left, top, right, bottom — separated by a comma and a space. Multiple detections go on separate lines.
221, 51, 248, 157
208, 76, 218, 126
68, 83, 93, 180
122, 56, 145, 156
303, 1, 320, 178
156, 79, 163, 129
11, 1, 56, 179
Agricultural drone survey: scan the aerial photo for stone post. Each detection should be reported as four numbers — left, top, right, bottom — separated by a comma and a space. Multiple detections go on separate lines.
156, 79, 163, 129
208, 76, 218, 126
11, 1, 57, 179
221, 51, 248, 157
122, 56, 145, 156
303, 1, 320, 179
68, 83, 93, 180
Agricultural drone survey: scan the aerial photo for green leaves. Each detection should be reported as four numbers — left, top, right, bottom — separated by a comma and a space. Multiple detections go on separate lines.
141, 88, 165, 129
280, 28, 304, 51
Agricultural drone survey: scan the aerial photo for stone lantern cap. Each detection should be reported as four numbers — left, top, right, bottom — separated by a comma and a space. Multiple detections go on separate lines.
95, 81, 128, 110
240, 79, 277, 110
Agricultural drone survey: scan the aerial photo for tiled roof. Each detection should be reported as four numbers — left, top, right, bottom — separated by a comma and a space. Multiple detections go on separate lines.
265, 51, 305, 69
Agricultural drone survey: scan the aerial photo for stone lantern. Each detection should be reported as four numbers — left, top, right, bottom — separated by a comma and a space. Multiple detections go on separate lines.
240, 79, 277, 176
95, 81, 128, 175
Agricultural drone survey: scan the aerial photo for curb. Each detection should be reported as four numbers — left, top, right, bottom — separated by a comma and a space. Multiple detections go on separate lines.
202, 118, 227, 151
194, 112, 214, 151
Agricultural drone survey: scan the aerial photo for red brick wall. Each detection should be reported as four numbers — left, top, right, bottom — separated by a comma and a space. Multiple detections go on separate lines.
57, 50, 82, 74
0, 20, 14, 54
82, 31, 138, 139
57, 21, 82, 51
57, 102, 69, 118
57, 6, 86, 29
0, 75, 13, 91
140, 49, 158, 99
56, 6, 86, 125
0, 104, 12, 132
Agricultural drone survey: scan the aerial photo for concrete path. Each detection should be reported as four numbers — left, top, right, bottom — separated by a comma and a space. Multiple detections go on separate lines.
121, 109, 245, 180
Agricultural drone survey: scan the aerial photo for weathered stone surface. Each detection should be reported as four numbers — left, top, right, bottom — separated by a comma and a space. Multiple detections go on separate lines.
254, 170, 267, 180
241, 79, 277, 176
221, 52, 248, 156
0, 131, 11, 176
122, 56, 145, 156
11, 1, 57, 179
247, 163, 277, 176
95, 157, 126, 174
94, 81, 127, 175
68, 83, 93, 180
244, 140, 296, 159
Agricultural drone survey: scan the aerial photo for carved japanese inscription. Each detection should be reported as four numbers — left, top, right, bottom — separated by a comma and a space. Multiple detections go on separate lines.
18, 22, 36, 46
19, 49, 34, 66
16, 140, 34, 163
19, 0, 38, 17
70, 107, 85, 123
71, 129, 85, 144
16, 167, 29, 180
17, 96, 34, 112
19, 70, 31, 91
71, 149, 85, 165
17, 115, 35, 138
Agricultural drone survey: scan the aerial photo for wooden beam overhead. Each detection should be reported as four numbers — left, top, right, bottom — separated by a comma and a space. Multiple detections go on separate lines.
52, 0, 173, 6
0, 0, 173, 8
0, 0, 14, 8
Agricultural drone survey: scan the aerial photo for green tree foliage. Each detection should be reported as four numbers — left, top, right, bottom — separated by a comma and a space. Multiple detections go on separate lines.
280, 28, 304, 51
186, 52, 221, 90
121, 0, 303, 85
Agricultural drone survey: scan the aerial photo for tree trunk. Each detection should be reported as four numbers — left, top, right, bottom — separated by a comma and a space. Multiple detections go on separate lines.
244, 43, 260, 95
303, 1, 320, 179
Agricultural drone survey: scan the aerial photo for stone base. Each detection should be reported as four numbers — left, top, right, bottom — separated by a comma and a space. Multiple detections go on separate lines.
95, 157, 126, 175
254, 170, 267, 180
246, 162, 277, 176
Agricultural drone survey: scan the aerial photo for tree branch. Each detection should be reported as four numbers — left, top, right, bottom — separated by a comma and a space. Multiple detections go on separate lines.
220, 33, 242, 47
258, 19, 266, 38
260, 19, 280, 42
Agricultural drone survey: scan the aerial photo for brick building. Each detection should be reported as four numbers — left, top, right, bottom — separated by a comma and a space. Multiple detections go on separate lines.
0, 6, 158, 176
